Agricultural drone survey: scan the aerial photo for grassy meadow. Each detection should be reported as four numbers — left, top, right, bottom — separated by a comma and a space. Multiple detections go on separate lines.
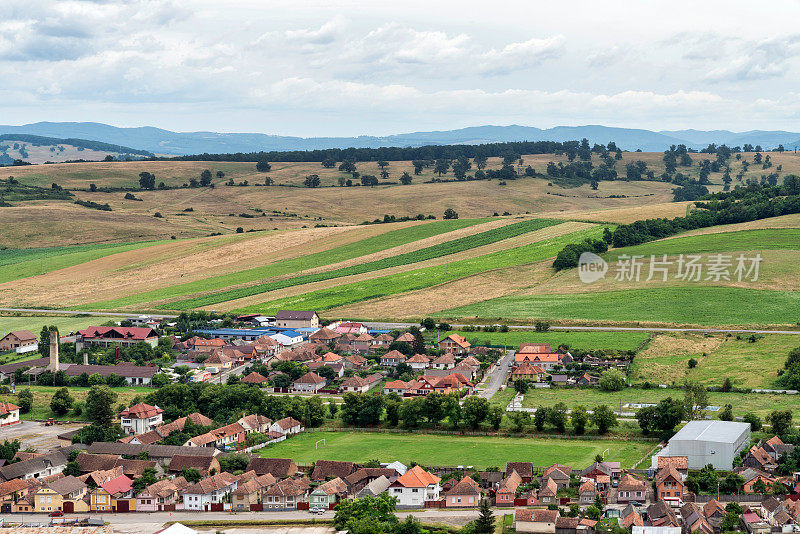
629, 332, 800, 388
0, 385, 151, 421
257, 430, 653, 468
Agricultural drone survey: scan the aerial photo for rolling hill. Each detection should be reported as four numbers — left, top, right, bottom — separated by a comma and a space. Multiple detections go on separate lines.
3, 121, 800, 155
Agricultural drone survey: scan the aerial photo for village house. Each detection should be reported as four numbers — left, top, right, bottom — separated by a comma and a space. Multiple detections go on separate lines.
506, 462, 535, 483
438, 334, 471, 356
310, 477, 348, 509
406, 353, 431, 370
270, 417, 303, 435
380, 349, 407, 367
0, 330, 37, 353
0, 446, 76, 481
308, 327, 340, 344
542, 464, 572, 490
119, 403, 164, 436
352, 333, 374, 353
33, 476, 88, 513
345, 354, 368, 369
182, 472, 239, 511
0, 401, 20, 426
538, 478, 558, 505
245, 457, 298, 478
339, 373, 383, 393
275, 310, 319, 329
656, 457, 688, 479
512, 362, 549, 382
383, 379, 408, 395
356, 475, 392, 498
76, 326, 159, 351
263, 477, 309, 510
293, 371, 327, 393
344, 468, 397, 496
496, 471, 521, 506
431, 353, 456, 370
389, 465, 441, 508
655, 465, 684, 504
311, 460, 355, 482
515, 508, 559, 533
445, 476, 482, 507
90, 474, 134, 512
578, 479, 597, 505
231, 473, 276, 511
616, 474, 647, 503
241, 371, 269, 385
372, 333, 395, 349
168, 455, 221, 478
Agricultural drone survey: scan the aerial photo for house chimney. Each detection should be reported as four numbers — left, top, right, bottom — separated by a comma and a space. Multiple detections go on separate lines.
49, 330, 59, 372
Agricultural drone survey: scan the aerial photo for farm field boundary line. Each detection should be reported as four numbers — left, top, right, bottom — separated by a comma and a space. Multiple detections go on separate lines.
163, 217, 562, 310
228, 225, 604, 314
76, 217, 492, 310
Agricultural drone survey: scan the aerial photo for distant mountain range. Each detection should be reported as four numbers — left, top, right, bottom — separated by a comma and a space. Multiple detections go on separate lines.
2, 122, 800, 156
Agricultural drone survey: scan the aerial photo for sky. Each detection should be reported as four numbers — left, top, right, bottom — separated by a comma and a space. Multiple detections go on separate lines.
3, 0, 800, 136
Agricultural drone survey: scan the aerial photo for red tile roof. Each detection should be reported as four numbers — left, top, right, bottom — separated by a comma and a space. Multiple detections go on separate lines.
393, 465, 440, 488
119, 403, 163, 419
0, 401, 20, 415
100, 474, 133, 495
79, 326, 158, 341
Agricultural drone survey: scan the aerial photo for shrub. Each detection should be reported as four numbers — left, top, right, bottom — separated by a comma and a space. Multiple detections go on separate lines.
687, 358, 697, 369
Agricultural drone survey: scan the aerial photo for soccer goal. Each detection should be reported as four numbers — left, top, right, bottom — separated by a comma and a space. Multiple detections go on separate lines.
315, 438, 326, 449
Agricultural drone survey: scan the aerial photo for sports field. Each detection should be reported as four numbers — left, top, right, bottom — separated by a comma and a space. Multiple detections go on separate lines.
257, 431, 654, 468
429, 330, 650, 352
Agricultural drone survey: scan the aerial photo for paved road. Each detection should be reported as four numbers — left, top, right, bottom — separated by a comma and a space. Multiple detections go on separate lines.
11, 509, 481, 534
2, 311, 797, 335
364, 321, 800, 335
477, 350, 513, 399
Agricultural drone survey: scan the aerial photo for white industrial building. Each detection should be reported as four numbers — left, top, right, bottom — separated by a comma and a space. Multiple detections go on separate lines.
652, 420, 751, 470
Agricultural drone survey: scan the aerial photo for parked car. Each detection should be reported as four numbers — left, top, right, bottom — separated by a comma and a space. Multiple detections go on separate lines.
49, 510, 64, 517
309, 508, 326, 514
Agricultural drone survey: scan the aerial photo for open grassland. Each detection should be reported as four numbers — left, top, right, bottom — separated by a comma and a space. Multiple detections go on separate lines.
227, 225, 605, 314
68, 218, 493, 311
437, 287, 800, 327
1, 154, 678, 249
629, 332, 799, 388
518, 385, 800, 420
257, 431, 653, 468
0, 314, 110, 337
0, 385, 151, 421
429, 330, 650, 352
163, 218, 562, 310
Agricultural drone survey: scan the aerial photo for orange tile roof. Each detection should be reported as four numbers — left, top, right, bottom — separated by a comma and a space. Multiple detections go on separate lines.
394, 465, 440, 488
119, 403, 162, 419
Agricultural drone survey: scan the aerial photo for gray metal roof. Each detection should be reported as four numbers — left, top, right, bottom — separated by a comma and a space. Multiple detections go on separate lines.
670, 420, 750, 444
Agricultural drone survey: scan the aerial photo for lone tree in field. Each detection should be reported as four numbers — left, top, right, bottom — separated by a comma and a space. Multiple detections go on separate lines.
200, 169, 213, 187
400, 172, 412, 185
434, 158, 450, 177
377, 160, 389, 170
138, 171, 156, 190
303, 174, 320, 188
443, 208, 458, 220
256, 160, 271, 172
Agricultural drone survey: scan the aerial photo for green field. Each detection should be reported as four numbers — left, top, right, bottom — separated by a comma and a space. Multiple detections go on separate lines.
438, 287, 800, 326
79, 218, 491, 310
629, 333, 800, 388
233, 225, 604, 314
0, 385, 152, 421
0, 240, 170, 284
163, 218, 561, 310
0, 315, 109, 338
431, 330, 649, 352
519, 386, 800, 420
257, 431, 653, 468
605, 228, 800, 260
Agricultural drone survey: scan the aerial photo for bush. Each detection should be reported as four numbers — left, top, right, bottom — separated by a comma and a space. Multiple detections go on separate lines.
687, 358, 697, 368
153, 212, 163, 218
598, 369, 626, 392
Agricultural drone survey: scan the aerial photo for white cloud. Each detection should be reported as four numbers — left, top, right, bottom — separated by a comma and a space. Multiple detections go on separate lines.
478, 35, 565, 74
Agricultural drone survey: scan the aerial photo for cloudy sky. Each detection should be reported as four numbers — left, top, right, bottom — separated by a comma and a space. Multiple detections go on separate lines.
3, 0, 800, 136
